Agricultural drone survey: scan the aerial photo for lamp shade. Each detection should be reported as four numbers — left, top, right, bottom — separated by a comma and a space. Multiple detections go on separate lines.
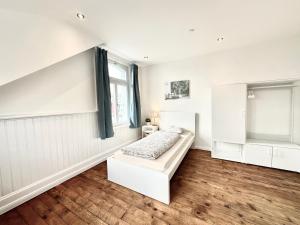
150, 111, 159, 125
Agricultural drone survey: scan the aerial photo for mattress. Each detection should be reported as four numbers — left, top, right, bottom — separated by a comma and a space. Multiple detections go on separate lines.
110, 131, 194, 172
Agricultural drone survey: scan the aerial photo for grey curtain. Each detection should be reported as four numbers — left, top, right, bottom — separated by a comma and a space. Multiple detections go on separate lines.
95, 47, 114, 139
129, 64, 141, 128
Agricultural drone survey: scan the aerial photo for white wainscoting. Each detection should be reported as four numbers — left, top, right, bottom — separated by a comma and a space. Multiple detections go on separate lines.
0, 112, 140, 214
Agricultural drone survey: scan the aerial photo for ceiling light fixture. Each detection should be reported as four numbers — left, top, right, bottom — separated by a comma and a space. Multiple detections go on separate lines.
76, 13, 86, 20
217, 37, 224, 42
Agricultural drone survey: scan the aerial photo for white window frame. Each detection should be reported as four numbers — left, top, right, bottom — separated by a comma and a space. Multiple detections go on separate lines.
108, 59, 131, 126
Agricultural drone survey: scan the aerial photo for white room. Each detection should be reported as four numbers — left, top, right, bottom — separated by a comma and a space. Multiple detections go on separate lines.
0, 1, 300, 225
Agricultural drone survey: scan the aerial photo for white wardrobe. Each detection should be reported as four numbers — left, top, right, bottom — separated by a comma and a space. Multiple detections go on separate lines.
212, 80, 300, 172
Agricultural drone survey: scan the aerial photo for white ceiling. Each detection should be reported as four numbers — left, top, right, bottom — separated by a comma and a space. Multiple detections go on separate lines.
1, 0, 300, 65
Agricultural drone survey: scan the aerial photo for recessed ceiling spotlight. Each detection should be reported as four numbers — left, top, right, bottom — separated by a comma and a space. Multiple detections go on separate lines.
144, 56, 149, 59
189, 28, 195, 32
217, 37, 224, 42
76, 13, 86, 20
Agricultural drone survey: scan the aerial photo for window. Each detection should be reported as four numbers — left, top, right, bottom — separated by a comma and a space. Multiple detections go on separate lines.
108, 61, 130, 125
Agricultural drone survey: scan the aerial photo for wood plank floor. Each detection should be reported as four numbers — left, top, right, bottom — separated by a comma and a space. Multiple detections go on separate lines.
0, 149, 300, 225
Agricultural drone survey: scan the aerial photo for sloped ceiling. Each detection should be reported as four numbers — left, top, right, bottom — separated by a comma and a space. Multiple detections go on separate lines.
0, 8, 100, 86
1, 0, 300, 85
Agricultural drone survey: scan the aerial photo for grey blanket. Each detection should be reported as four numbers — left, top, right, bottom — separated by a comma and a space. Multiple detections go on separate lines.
122, 131, 180, 159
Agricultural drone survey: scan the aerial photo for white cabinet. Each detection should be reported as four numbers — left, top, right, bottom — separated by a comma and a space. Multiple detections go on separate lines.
211, 81, 300, 173
293, 86, 300, 145
142, 125, 158, 138
213, 142, 243, 162
272, 147, 300, 172
243, 144, 272, 167
213, 140, 300, 172
212, 84, 247, 144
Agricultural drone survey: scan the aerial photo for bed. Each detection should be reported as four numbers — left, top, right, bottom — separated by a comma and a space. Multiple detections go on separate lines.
107, 111, 195, 204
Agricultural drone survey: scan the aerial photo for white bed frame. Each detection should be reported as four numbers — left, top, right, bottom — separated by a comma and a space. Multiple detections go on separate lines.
107, 111, 195, 204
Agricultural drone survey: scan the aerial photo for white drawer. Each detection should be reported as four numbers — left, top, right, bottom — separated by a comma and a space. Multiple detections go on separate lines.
243, 144, 272, 167
272, 147, 300, 172
212, 142, 243, 162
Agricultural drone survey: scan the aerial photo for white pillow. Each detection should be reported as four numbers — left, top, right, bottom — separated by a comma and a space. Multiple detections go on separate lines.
166, 126, 183, 134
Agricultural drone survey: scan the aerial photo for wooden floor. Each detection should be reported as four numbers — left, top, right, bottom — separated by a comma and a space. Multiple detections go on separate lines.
1, 149, 300, 225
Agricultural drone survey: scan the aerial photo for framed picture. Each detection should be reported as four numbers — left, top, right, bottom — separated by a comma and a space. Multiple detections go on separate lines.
165, 80, 190, 100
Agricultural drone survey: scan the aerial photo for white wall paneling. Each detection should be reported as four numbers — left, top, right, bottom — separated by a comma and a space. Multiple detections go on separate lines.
0, 112, 140, 214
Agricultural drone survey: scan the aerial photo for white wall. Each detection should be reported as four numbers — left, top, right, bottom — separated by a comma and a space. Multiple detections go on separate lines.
0, 49, 96, 117
141, 35, 300, 150
0, 8, 100, 86
247, 88, 292, 141
0, 49, 140, 214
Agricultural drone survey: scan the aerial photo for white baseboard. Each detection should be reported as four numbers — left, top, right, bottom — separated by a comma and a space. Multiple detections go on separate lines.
0, 139, 137, 215
192, 145, 211, 151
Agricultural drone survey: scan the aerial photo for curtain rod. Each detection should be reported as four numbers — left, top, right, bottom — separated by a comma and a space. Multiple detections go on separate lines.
248, 84, 296, 90
97, 44, 135, 65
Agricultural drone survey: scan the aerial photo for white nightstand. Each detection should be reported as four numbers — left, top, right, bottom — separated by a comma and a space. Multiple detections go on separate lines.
142, 125, 159, 138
